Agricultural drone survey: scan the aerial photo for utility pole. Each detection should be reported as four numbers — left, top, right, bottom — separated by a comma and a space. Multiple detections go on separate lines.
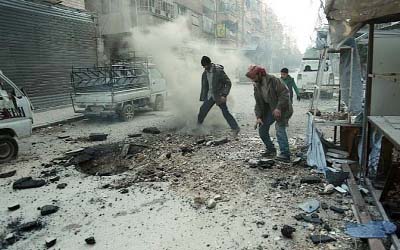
214, 0, 218, 46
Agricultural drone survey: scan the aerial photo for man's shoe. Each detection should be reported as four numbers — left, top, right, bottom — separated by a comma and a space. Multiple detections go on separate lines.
275, 154, 291, 163
232, 128, 240, 137
261, 149, 277, 157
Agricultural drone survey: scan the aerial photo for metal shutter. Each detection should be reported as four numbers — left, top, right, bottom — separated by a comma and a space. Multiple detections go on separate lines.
0, 0, 97, 110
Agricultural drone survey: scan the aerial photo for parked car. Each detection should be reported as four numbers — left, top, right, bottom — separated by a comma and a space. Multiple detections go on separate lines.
70, 58, 167, 121
296, 58, 335, 99
0, 70, 33, 163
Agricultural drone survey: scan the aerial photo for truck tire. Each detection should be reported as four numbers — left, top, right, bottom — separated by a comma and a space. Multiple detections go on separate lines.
0, 135, 18, 163
120, 104, 135, 121
154, 96, 165, 111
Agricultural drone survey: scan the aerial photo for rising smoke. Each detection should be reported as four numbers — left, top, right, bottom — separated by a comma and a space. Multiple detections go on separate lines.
129, 17, 251, 130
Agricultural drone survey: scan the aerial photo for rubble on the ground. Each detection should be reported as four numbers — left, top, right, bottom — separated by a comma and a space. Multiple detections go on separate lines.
0, 170, 16, 178
12, 177, 46, 189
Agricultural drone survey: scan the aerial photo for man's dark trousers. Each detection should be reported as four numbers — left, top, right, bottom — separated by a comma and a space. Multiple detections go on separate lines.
197, 97, 239, 130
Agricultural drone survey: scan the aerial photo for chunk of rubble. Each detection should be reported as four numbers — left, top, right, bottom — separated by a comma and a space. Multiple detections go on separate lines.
0, 170, 16, 178
18, 221, 42, 232
85, 237, 96, 245
13, 177, 46, 190
8, 204, 20, 211
5, 233, 16, 245
300, 176, 321, 184
40, 205, 59, 216
206, 199, 217, 209
89, 133, 108, 141
298, 199, 320, 213
142, 127, 161, 134
45, 238, 57, 248
281, 225, 296, 238
57, 183, 67, 189
310, 235, 336, 244
329, 206, 346, 214
128, 133, 142, 138
213, 138, 229, 146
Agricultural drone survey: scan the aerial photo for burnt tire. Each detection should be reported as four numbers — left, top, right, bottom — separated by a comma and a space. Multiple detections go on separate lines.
0, 135, 18, 164
154, 95, 165, 111
120, 104, 135, 121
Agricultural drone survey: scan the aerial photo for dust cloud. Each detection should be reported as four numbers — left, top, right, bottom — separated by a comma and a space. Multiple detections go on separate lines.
129, 17, 251, 131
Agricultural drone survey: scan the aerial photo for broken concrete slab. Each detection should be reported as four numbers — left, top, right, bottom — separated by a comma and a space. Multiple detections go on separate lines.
13, 177, 46, 190
49, 176, 60, 183
0, 170, 16, 179
310, 235, 336, 244
142, 127, 161, 134
294, 213, 323, 224
300, 176, 321, 184
45, 238, 57, 248
8, 204, 20, 211
85, 237, 96, 245
89, 133, 108, 141
281, 225, 296, 238
18, 221, 42, 232
65, 148, 85, 156
40, 205, 59, 216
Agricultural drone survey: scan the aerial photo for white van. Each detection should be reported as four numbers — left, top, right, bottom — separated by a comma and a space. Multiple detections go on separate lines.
296, 58, 335, 99
0, 71, 33, 163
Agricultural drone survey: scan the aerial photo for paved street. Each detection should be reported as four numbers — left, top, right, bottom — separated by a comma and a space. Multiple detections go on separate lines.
0, 85, 364, 250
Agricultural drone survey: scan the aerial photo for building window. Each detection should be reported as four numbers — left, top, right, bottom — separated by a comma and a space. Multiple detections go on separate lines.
102, 0, 110, 14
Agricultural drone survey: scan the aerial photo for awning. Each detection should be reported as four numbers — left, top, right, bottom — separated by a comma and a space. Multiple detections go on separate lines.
325, 0, 400, 46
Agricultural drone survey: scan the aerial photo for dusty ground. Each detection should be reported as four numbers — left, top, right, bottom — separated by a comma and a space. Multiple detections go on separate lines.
0, 84, 365, 250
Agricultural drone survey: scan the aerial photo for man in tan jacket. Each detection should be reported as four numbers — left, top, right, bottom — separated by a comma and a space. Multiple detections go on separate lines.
246, 65, 293, 162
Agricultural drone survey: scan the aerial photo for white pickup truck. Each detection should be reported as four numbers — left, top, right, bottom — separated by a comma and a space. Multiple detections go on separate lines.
70, 61, 167, 121
0, 71, 33, 163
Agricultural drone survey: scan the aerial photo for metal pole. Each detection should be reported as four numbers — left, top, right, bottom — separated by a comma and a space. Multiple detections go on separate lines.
361, 24, 375, 180
348, 47, 354, 122
214, 0, 218, 46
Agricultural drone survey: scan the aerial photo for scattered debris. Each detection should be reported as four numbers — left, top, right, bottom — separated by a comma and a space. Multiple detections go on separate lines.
298, 199, 320, 213
85, 237, 96, 245
13, 177, 46, 190
180, 145, 194, 155
248, 158, 274, 169
326, 170, 349, 186
334, 186, 348, 194
0, 170, 16, 178
89, 133, 108, 141
8, 204, 20, 211
310, 235, 336, 244
300, 176, 321, 184
40, 205, 59, 216
142, 127, 161, 134
281, 225, 296, 238
261, 234, 269, 238
45, 238, 57, 248
323, 184, 335, 194
57, 135, 70, 139
57, 183, 67, 189
321, 202, 329, 210
272, 225, 278, 230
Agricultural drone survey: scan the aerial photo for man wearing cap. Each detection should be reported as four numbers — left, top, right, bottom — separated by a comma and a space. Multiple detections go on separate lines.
280, 68, 300, 103
246, 65, 293, 162
197, 56, 240, 135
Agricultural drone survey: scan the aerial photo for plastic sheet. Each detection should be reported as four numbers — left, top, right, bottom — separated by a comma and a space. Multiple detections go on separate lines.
345, 221, 397, 238
306, 113, 328, 175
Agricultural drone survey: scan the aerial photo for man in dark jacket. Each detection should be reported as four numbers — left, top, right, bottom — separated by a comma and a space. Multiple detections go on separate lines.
280, 68, 300, 103
246, 65, 293, 162
197, 56, 240, 134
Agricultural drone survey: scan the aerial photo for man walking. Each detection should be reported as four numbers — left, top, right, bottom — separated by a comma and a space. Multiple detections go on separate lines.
246, 65, 293, 162
280, 68, 300, 103
197, 56, 240, 134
